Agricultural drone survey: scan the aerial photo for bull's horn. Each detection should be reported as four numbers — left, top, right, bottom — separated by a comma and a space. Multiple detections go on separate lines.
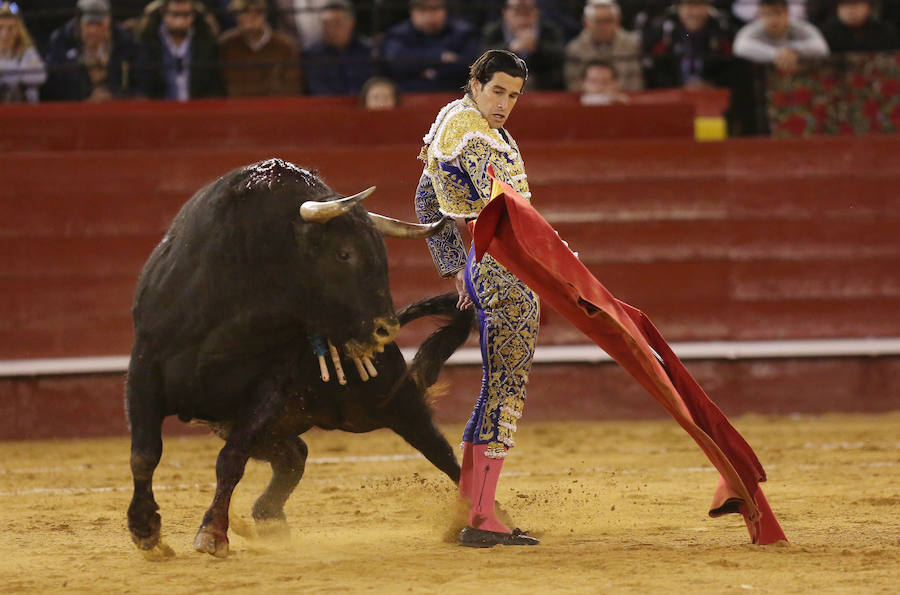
369, 213, 453, 239
299, 186, 376, 223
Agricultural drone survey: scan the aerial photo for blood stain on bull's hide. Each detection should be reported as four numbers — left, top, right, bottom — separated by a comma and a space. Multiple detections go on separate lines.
243, 158, 316, 192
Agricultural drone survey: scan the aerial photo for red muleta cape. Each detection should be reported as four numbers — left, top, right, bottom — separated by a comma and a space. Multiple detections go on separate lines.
472, 167, 787, 545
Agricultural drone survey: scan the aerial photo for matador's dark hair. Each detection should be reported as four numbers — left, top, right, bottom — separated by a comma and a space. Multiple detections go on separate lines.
465, 50, 528, 96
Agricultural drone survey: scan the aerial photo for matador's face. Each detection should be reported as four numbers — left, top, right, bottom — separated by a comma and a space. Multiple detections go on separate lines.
470, 72, 525, 129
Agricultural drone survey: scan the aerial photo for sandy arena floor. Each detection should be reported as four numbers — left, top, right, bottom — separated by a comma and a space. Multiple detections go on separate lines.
0, 412, 897, 593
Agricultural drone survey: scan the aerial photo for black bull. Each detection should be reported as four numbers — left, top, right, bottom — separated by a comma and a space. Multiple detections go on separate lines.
126, 159, 472, 557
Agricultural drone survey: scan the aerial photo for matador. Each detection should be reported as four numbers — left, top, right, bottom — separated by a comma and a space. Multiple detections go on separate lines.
414, 50, 540, 548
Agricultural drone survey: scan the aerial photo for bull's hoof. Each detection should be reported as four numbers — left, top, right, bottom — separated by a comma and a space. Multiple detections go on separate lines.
129, 511, 162, 550
193, 525, 229, 557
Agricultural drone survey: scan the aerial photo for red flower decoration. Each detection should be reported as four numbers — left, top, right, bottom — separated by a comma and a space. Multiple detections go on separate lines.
821, 76, 836, 91
838, 122, 854, 135
881, 78, 900, 97
792, 87, 813, 105
778, 114, 809, 136
863, 98, 881, 119
811, 104, 828, 123
851, 74, 868, 88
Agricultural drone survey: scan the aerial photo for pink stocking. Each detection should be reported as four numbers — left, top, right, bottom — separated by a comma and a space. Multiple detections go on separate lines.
468, 444, 509, 533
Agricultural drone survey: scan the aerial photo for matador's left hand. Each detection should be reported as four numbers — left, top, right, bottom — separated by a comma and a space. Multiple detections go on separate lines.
455, 268, 473, 310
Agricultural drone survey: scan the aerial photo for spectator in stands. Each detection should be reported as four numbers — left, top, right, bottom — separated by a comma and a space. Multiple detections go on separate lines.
274, 0, 327, 48
734, 0, 829, 72
482, 0, 565, 89
140, 1, 236, 31
641, 0, 734, 88
136, 0, 224, 100
731, 0, 810, 25
381, 0, 479, 93
359, 74, 399, 108
0, 1, 46, 103
42, 0, 139, 101
219, 0, 300, 96
579, 58, 629, 104
458, 0, 584, 39
305, 0, 374, 95
138, 2, 238, 33
622, 0, 672, 32
820, 0, 900, 52
138, 1, 223, 37
564, 0, 642, 92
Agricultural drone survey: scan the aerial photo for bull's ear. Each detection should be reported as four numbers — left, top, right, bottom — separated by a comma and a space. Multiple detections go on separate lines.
299, 187, 375, 223
369, 214, 453, 239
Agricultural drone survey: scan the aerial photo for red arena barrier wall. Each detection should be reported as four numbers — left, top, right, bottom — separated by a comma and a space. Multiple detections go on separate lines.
1, 94, 898, 439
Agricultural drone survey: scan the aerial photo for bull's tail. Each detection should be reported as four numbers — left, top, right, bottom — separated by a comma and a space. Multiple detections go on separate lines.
395, 292, 474, 390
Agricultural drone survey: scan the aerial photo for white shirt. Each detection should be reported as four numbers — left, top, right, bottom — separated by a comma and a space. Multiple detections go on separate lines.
292, 0, 327, 49
733, 19, 829, 63
161, 24, 194, 102
0, 47, 46, 103
732, 0, 808, 23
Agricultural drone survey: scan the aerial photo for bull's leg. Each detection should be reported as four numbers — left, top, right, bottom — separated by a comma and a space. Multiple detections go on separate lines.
125, 359, 165, 551
249, 435, 309, 523
193, 377, 287, 557
384, 383, 461, 484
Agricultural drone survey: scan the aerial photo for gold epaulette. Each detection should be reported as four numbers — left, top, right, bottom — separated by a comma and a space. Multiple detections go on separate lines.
431, 105, 514, 164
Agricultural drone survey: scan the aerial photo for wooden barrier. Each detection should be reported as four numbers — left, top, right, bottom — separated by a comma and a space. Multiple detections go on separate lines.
1, 94, 898, 438
1, 355, 897, 440
3, 133, 899, 359
0, 91, 697, 152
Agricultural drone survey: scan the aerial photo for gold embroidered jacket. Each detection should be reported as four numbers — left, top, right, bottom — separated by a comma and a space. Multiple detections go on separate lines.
415, 96, 531, 277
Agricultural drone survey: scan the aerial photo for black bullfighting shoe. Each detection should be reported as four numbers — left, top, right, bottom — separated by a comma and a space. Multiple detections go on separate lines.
458, 526, 539, 548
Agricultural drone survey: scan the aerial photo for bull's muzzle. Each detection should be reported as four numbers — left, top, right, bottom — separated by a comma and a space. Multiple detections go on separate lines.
322, 315, 398, 384
372, 315, 400, 347
344, 315, 399, 359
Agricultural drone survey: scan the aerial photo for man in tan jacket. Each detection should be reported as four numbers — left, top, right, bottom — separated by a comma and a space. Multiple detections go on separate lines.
564, 0, 643, 92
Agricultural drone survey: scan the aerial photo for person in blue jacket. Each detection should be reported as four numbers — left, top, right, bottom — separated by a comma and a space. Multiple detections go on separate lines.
381, 0, 479, 93
42, 0, 139, 101
305, 0, 374, 95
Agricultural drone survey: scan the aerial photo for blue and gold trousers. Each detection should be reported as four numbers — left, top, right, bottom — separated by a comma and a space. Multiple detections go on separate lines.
462, 248, 540, 459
